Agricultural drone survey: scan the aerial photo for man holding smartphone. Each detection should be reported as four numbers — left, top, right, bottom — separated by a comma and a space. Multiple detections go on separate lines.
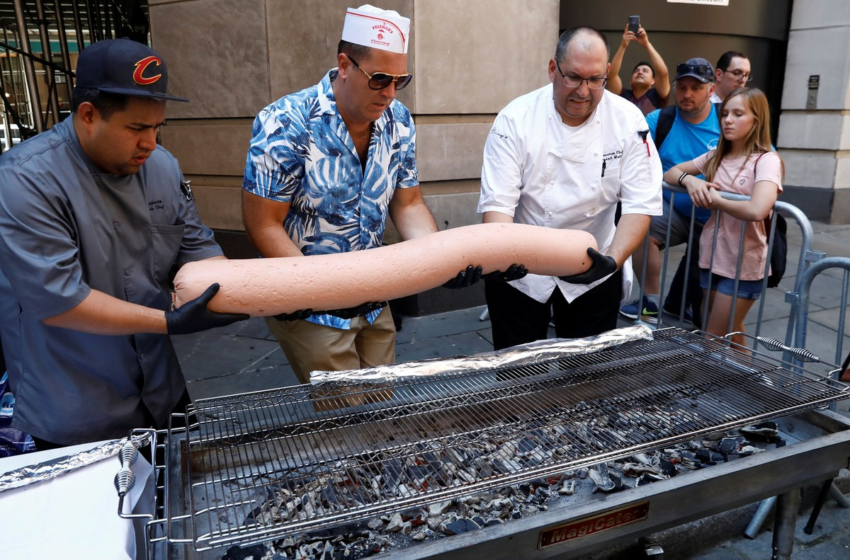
607, 18, 670, 116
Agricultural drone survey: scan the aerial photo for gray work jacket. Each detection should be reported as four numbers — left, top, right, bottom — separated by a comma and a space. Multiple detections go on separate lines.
0, 117, 222, 445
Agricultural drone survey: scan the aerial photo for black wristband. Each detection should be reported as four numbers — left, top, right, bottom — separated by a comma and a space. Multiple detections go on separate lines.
677, 172, 690, 187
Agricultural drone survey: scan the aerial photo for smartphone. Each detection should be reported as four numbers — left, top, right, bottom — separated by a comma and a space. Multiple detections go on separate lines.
628, 15, 640, 34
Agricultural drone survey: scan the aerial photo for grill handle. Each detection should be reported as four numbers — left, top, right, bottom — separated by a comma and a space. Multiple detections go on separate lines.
722, 331, 822, 363
723, 331, 845, 378
754, 336, 820, 363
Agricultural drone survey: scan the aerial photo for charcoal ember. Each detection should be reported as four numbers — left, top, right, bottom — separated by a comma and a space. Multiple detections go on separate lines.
621, 462, 661, 477
385, 513, 405, 532
366, 517, 383, 530
716, 436, 744, 455
775, 437, 786, 448
426, 516, 443, 531
739, 445, 766, 457
473, 458, 495, 478
511, 508, 522, 519
559, 480, 576, 495
411, 527, 433, 541
486, 497, 512, 510
222, 544, 270, 560
380, 459, 403, 492
534, 487, 550, 499
741, 422, 780, 442
445, 448, 467, 465
428, 500, 453, 517
630, 453, 651, 465
396, 484, 414, 498
516, 437, 540, 458
484, 518, 504, 527
442, 517, 481, 535
589, 467, 615, 492
521, 504, 539, 514
460, 495, 481, 506
577, 468, 589, 479
400, 508, 427, 526
695, 449, 724, 465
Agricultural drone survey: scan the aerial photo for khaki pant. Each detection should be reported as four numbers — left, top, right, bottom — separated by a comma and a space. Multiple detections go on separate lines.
265, 306, 396, 384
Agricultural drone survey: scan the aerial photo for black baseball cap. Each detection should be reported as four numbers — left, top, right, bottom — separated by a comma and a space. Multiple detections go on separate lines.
74, 38, 189, 102
674, 57, 715, 83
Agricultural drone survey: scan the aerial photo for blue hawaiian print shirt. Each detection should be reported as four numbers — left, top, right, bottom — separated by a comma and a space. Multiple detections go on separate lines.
243, 69, 418, 330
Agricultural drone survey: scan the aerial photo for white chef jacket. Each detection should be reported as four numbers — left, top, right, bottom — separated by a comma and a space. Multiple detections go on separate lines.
478, 85, 663, 305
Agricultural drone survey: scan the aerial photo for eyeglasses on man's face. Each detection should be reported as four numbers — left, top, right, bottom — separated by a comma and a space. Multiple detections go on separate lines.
555, 60, 608, 89
347, 55, 413, 91
724, 68, 753, 82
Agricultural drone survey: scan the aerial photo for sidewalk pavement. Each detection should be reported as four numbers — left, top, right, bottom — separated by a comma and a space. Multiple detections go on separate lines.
171, 222, 850, 560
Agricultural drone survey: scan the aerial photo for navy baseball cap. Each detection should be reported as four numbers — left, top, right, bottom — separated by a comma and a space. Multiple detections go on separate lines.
74, 38, 189, 102
674, 57, 715, 83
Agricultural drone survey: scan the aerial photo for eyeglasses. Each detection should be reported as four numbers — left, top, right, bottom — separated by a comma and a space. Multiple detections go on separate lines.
347, 55, 413, 91
555, 60, 607, 89
723, 69, 753, 82
675, 63, 715, 80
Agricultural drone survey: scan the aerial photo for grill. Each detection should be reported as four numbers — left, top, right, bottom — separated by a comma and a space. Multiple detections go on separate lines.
164, 327, 849, 552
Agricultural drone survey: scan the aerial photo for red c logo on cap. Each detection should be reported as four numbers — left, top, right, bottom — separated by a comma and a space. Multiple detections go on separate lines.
133, 56, 162, 85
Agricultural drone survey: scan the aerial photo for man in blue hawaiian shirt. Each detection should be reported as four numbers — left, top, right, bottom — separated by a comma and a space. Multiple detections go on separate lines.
243, 6, 513, 383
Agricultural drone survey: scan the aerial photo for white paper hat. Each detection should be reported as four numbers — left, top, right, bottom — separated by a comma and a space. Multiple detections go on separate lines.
341, 5, 410, 54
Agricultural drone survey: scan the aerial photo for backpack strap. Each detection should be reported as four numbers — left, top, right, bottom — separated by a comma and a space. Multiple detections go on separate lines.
653, 106, 677, 149
654, 102, 722, 150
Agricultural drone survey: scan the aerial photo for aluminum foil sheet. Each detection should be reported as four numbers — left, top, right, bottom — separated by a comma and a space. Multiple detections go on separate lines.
0, 433, 149, 493
310, 323, 654, 385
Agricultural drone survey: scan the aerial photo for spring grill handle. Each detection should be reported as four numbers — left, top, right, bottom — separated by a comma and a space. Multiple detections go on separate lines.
755, 336, 821, 363
114, 440, 138, 497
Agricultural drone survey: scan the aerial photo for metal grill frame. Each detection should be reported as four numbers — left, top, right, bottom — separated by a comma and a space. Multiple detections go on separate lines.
176, 328, 849, 550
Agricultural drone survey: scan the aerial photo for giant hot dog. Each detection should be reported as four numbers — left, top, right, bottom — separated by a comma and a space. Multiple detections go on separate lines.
173, 223, 598, 317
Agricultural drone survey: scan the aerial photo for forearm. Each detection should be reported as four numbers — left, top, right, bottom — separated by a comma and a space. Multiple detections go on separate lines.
482, 210, 514, 224
663, 165, 687, 186
643, 42, 668, 80
608, 44, 627, 94
713, 198, 770, 222
643, 41, 670, 97
42, 289, 167, 335
392, 201, 439, 240
246, 223, 303, 258
607, 214, 652, 267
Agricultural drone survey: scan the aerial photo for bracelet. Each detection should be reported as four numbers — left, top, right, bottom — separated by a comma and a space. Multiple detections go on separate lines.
677, 172, 690, 187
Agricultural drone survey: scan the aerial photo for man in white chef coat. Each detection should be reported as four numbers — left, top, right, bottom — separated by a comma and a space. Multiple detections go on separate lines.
478, 26, 663, 350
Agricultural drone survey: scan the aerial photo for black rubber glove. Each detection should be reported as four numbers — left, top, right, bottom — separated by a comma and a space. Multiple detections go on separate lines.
443, 265, 483, 289
559, 248, 618, 285
483, 264, 528, 282
324, 301, 388, 319
166, 283, 249, 335
274, 309, 313, 321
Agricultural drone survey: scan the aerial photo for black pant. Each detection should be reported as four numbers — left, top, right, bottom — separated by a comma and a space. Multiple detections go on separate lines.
485, 269, 623, 351
31, 387, 193, 452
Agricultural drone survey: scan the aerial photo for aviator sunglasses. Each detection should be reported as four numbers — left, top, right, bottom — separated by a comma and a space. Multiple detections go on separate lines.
348, 55, 413, 91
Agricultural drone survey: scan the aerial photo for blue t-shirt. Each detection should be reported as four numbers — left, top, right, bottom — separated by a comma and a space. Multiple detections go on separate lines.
646, 105, 721, 224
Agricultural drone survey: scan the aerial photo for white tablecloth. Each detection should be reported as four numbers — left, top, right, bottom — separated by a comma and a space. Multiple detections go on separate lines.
0, 440, 154, 560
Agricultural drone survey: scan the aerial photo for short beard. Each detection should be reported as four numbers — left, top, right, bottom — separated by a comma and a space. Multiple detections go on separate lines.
678, 98, 709, 119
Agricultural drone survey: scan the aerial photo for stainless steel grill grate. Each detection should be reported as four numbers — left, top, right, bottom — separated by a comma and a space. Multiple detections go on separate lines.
180, 328, 849, 550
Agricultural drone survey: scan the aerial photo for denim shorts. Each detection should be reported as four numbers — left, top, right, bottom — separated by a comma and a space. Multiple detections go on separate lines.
699, 269, 764, 300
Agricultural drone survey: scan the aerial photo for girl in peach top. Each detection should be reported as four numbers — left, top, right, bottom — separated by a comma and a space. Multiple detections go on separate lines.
663, 88, 784, 346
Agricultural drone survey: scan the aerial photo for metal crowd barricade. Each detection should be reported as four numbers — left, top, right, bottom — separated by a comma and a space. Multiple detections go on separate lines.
789, 257, 850, 384
630, 183, 822, 350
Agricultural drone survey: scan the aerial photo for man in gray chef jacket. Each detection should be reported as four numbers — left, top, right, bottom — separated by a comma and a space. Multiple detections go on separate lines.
0, 39, 246, 449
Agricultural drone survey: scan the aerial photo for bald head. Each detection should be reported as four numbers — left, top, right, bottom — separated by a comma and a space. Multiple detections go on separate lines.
555, 27, 609, 64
